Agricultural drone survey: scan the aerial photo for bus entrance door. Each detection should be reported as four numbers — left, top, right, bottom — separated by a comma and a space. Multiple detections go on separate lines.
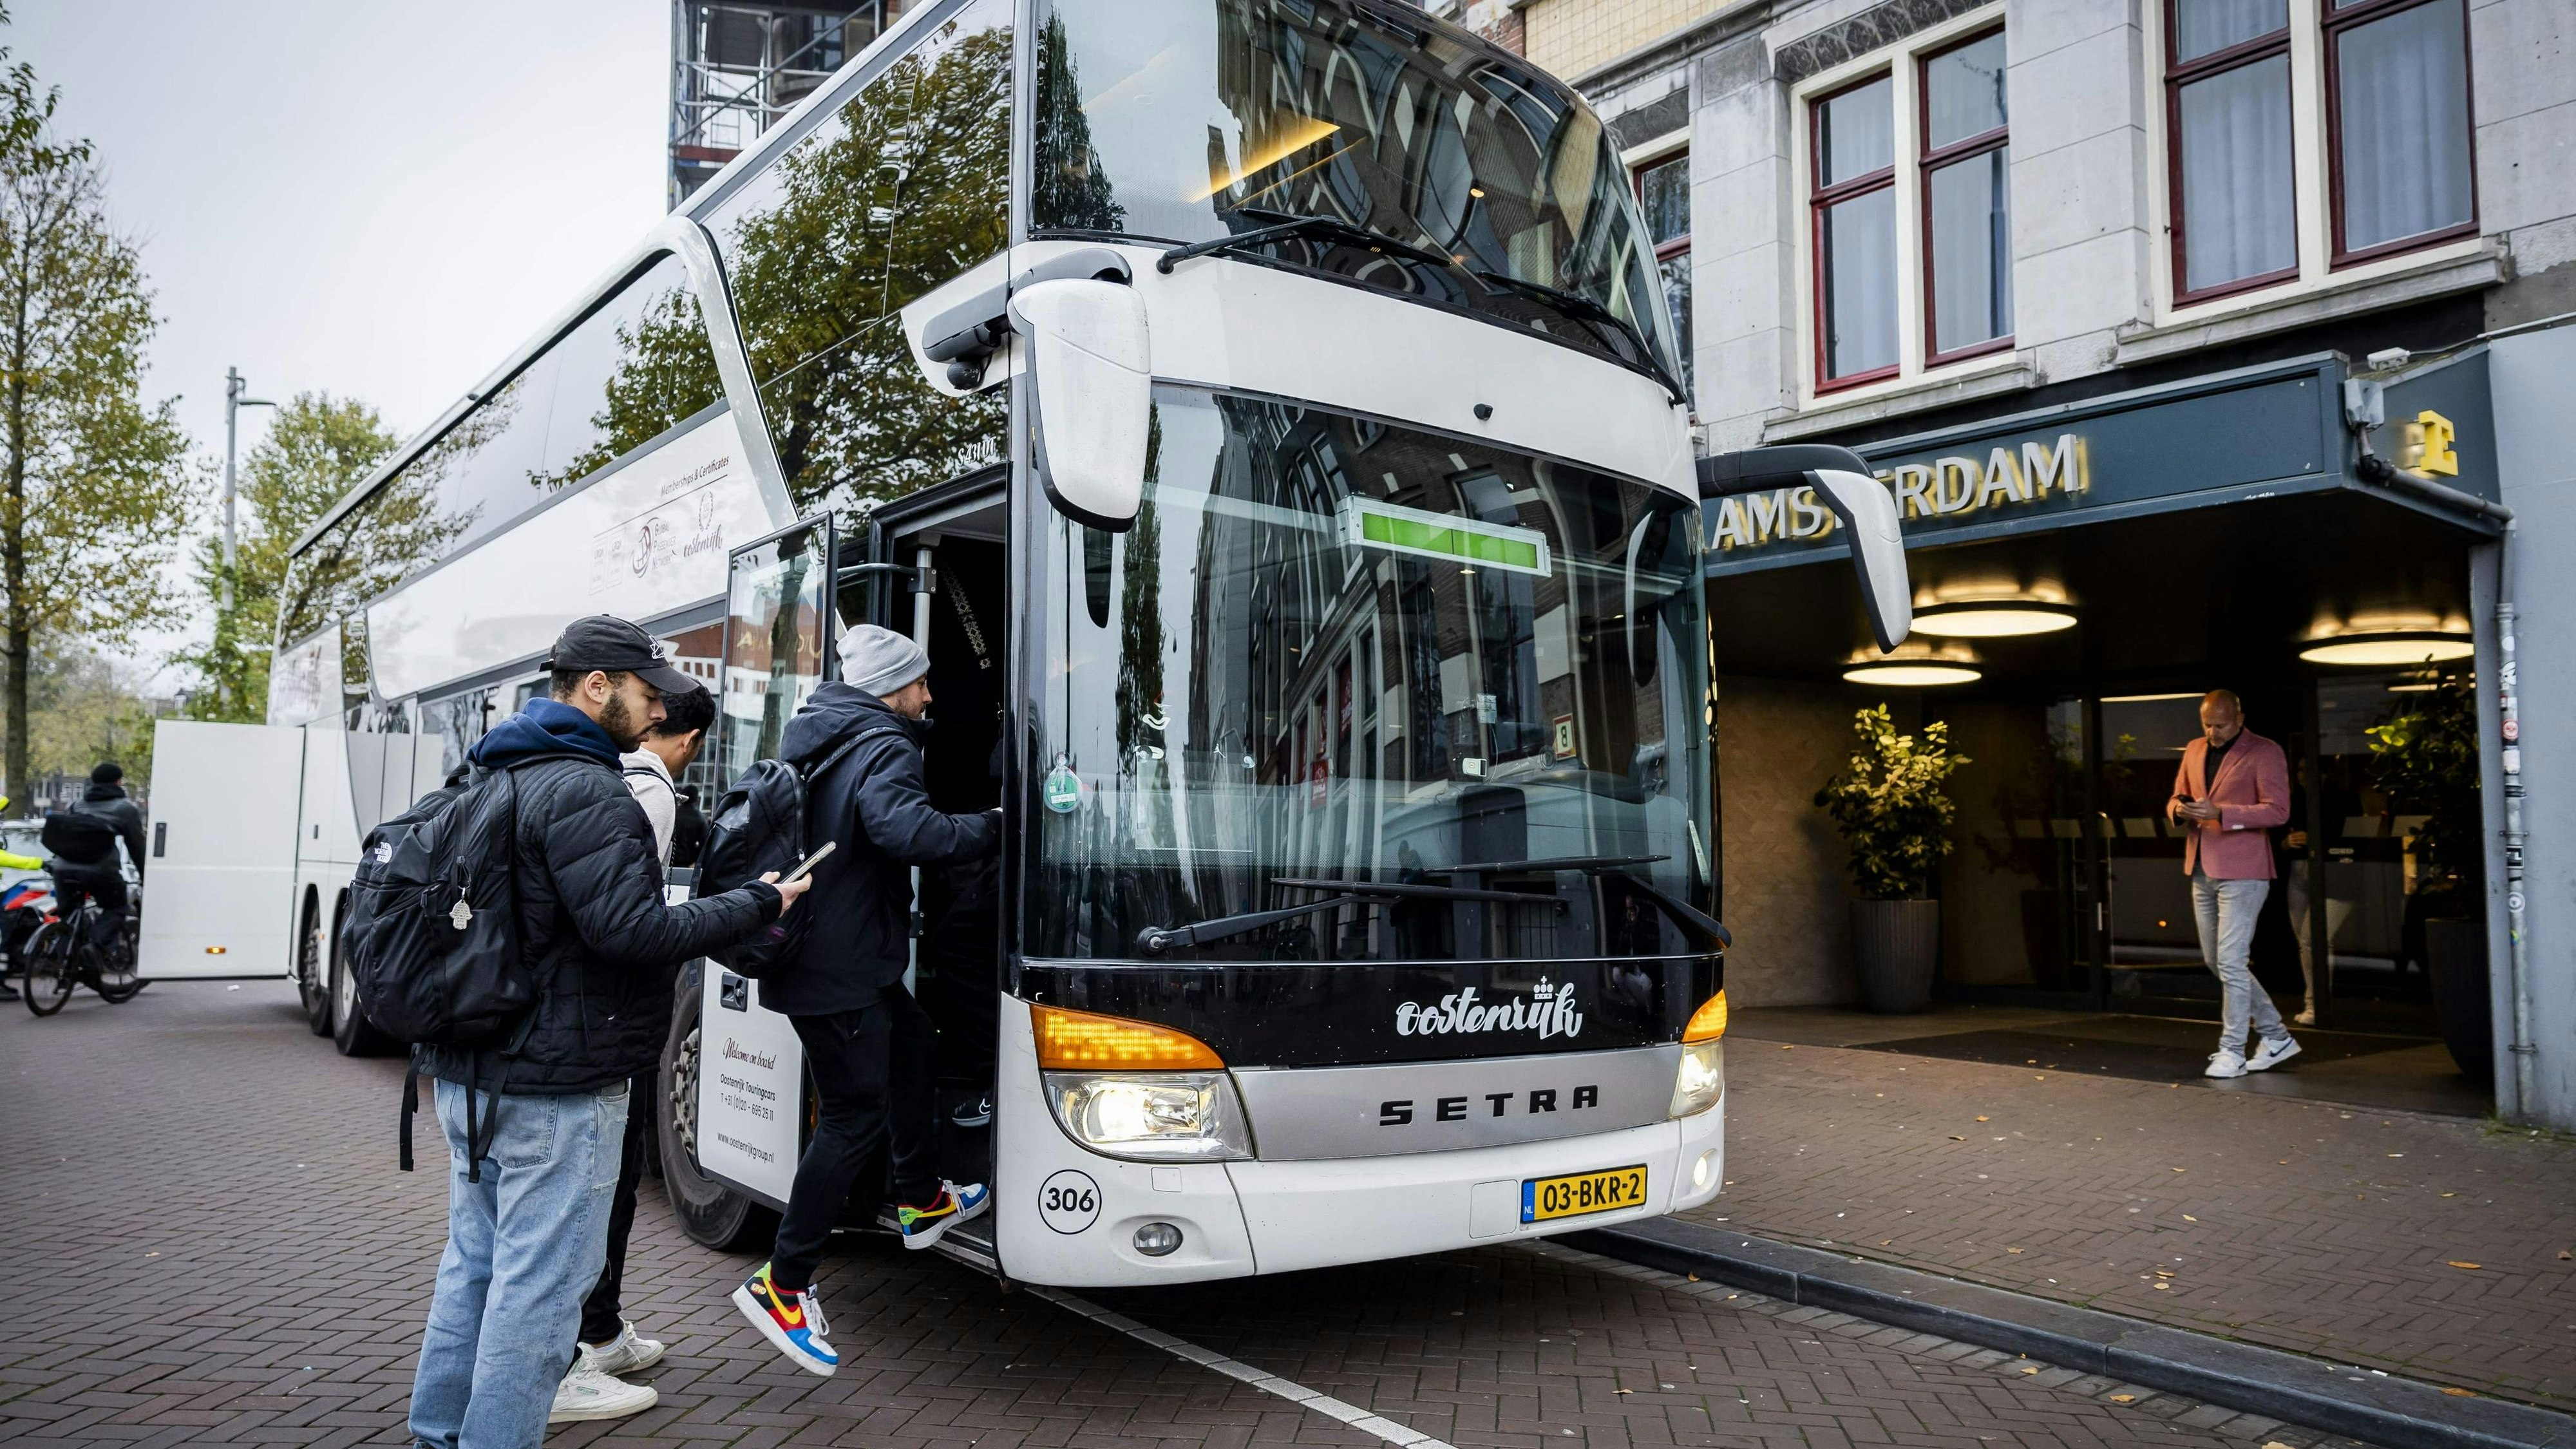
859, 481, 1010, 1208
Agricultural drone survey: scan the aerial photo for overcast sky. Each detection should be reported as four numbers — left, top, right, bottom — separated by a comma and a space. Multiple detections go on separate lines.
12, 1, 672, 679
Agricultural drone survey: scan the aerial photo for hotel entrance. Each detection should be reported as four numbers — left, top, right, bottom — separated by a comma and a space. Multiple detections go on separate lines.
1709, 354, 2500, 1113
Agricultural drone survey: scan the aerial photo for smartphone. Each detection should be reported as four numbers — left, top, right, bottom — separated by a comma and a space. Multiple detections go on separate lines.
781, 840, 837, 886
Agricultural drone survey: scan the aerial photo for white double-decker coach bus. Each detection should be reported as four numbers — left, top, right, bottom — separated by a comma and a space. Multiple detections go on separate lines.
149, 0, 1908, 1285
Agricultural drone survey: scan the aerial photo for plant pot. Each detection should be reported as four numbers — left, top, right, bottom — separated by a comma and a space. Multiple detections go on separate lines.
1850, 898, 1940, 1014
2421, 918, 2492, 1085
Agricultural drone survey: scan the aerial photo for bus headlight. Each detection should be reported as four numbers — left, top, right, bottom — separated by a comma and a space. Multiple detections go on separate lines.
1044, 1072, 1253, 1160
1669, 1040, 1723, 1118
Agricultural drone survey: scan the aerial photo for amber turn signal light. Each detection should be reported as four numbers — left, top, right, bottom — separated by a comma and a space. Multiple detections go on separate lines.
1031, 1003, 1224, 1070
1682, 990, 1728, 1043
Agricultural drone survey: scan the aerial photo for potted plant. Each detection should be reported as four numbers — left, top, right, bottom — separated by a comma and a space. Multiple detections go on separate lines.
2365, 671, 2487, 1080
1817, 705, 1969, 1013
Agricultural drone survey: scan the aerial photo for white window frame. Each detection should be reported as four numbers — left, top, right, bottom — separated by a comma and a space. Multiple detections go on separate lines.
2142, 0, 2482, 327
1788, 4, 2014, 412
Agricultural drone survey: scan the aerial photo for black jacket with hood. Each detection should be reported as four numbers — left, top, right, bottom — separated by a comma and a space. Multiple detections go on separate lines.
762, 683, 999, 1018
67, 781, 147, 882
415, 699, 782, 1094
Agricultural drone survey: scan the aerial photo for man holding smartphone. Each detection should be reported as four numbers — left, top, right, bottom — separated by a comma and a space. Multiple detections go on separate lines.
732, 624, 1002, 1378
2168, 688, 2298, 1079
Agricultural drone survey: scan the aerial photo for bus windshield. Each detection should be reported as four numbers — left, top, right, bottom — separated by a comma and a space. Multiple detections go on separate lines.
1032, 0, 1683, 390
1028, 388, 1714, 964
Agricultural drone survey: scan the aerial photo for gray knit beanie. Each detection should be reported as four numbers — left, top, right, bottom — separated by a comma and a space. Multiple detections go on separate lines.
838, 623, 929, 699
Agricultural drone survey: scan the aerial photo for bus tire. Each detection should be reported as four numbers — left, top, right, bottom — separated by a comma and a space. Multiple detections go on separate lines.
659, 961, 777, 1252
298, 892, 332, 1037
328, 923, 395, 1057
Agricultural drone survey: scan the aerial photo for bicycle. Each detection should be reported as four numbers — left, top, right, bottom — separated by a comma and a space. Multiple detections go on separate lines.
21, 896, 143, 1016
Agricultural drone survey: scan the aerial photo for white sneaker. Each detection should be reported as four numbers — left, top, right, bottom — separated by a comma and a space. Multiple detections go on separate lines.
581, 1320, 666, 1376
550, 1361, 658, 1423
2246, 1036, 2302, 1072
2204, 1048, 2248, 1079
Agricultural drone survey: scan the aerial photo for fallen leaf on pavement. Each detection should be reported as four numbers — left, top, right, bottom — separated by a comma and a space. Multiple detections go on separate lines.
2007, 1247, 2023, 1254
2154, 1283, 2170, 1290
2441, 1193, 2456, 1198
1615, 1388, 1634, 1395
2183, 1215, 2198, 1222
1951, 1135, 1967, 1141
2559, 1249, 2572, 1261
2155, 1269, 2175, 1278
2020, 1367, 2040, 1375
2172, 1167, 2186, 1173
1976, 1115, 1989, 1122
2108, 1393, 2136, 1403
2447, 1262, 2482, 1270
2442, 1388, 2477, 1398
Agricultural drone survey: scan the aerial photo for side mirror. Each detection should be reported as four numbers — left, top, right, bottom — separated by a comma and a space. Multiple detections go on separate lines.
1698, 444, 1913, 652
1009, 277, 1150, 533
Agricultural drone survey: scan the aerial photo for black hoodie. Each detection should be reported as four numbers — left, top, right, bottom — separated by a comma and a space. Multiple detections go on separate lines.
763, 682, 999, 1017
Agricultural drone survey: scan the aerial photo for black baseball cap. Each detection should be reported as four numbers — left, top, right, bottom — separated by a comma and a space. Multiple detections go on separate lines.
545, 615, 703, 697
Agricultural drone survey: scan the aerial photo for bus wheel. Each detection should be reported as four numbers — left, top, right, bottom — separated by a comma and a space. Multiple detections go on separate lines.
329, 934, 394, 1057
659, 965, 777, 1252
298, 895, 332, 1037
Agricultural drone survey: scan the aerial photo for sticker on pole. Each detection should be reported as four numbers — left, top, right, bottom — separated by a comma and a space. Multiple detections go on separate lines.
1043, 765, 1084, 814
1038, 1169, 1101, 1233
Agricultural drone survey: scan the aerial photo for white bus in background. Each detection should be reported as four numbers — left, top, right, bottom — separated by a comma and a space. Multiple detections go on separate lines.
150, 0, 1907, 1287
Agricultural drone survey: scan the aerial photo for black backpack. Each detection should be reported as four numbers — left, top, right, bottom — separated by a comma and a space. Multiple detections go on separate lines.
342, 765, 540, 1179
41, 811, 118, 866
696, 727, 894, 976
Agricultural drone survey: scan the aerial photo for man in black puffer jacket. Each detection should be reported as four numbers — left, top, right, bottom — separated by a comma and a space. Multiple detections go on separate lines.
407, 616, 810, 1449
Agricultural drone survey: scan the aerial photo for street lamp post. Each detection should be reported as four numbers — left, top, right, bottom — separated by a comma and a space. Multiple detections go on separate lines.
221, 366, 276, 614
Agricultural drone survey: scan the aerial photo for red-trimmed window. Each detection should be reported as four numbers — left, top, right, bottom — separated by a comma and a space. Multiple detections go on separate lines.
2324, 0, 2476, 267
1634, 150, 1694, 403
2164, 0, 2298, 302
1811, 73, 1899, 390
1920, 30, 2012, 363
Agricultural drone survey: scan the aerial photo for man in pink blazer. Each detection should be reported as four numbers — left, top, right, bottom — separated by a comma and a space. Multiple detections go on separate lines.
2168, 689, 2300, 1078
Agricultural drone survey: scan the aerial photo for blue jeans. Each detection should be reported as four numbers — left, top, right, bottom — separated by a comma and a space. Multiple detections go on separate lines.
2192, 871, 2287, 1054
408, 1079, 629, 1449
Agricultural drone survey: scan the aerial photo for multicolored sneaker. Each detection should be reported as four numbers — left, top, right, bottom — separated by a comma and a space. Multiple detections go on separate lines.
895, 1180, 990, 1250
731, 1262, 836, 1376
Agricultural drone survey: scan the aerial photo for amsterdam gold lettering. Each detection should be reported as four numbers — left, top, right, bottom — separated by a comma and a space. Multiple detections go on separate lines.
1722, 432, 2090, 552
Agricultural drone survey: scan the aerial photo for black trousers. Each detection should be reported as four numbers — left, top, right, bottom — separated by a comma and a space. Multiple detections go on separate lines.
579, 1072, 652, 1345
51, 864, 127, 953
770, 985, 938, 1291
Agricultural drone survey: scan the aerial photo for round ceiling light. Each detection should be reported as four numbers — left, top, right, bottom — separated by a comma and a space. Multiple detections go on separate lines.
1843, 661, 1984, 686
2297, 631, 2474, 667
1843, 643, 1982, 687
1913, 601, 2078, 638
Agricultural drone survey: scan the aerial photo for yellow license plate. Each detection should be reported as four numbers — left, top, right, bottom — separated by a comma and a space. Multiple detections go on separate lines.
1521, 1164, 1648, 1223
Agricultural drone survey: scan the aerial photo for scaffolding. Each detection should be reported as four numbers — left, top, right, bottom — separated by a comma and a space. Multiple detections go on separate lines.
668, 1, 895, 209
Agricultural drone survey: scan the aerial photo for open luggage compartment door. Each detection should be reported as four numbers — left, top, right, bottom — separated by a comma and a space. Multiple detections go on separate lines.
139, 719, 305, 978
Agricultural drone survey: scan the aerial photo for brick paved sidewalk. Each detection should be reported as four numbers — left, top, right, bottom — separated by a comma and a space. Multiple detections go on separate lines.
1691, 1020, 2576, 1410
1, 980, 2392, 1449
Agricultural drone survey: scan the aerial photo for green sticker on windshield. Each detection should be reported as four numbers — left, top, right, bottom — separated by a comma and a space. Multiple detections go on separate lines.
1043, 766, 1084, 814
1336, 498, 1551, 577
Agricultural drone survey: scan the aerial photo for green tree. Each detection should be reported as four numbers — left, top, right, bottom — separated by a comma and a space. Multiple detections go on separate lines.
0, 28, 194, 807
178, 393, 397, 721
554, 22, 1012, 525
1815, 705, 1971, 900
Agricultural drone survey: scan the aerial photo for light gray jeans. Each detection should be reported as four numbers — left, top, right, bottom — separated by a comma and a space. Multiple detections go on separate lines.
2192, 870, 2288, 1054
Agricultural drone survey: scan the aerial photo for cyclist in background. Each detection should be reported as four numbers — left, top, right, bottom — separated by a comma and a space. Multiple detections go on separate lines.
50, 763, 146, 958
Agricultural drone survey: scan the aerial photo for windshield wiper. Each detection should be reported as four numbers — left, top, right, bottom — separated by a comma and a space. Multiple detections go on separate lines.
1435, 854, 1731, 949
1133, 875, 1558, 956
1158, 207, 1458, 276
1471, 270, 1687, 406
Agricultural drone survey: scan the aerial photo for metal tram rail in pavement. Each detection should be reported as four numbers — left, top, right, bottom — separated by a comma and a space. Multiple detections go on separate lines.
138, 0, 1910, 1289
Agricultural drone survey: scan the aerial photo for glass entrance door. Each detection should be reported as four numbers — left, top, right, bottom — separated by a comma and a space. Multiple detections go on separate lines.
720, 518, 835, 783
